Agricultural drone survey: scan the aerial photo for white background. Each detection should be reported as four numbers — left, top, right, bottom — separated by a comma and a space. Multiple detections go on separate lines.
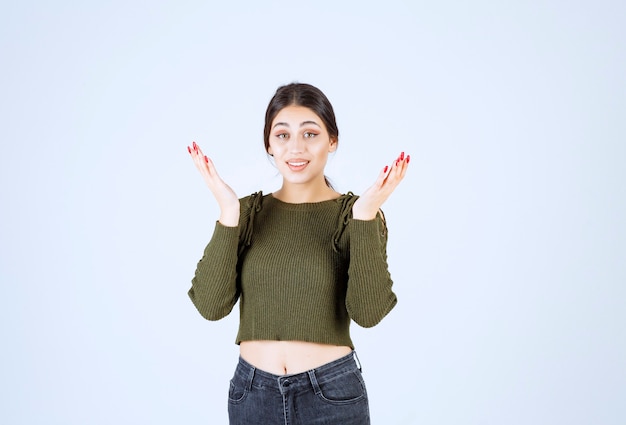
1, 1, 624, 424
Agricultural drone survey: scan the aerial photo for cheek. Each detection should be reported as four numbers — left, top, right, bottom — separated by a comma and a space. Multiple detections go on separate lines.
267, 140, 281, 155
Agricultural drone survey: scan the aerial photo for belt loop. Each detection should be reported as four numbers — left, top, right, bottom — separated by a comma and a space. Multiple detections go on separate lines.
308, 370, 322, 395
246, 364, 255, 392
353, 351, 362, 372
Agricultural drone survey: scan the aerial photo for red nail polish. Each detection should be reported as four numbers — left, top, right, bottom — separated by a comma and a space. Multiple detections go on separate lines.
193, 141, 198, 151
400, 152, 404, 160
383, 165, 388, 173
406, 155, 410, 163
187, 146, 191, 154
204, 155, 208, 163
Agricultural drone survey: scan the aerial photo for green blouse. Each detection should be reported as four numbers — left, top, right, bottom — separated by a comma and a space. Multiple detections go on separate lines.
188, 192, 397, 349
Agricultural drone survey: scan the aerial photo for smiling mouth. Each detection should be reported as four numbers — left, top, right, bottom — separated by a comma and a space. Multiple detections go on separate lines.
287, 160, 309, 171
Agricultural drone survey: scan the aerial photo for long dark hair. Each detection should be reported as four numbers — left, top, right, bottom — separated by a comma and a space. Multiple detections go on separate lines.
263, 83, 339, 188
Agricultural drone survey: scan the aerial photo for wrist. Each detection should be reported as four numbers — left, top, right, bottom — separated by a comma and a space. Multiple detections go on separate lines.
218, 206, 240, 227
351, 205, 377, 221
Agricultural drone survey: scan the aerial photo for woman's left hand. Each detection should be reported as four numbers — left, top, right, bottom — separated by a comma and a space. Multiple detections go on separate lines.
352, 152, 410, 220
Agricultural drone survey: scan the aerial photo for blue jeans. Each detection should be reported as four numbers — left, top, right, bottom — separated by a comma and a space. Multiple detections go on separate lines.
227, 351, 370, 425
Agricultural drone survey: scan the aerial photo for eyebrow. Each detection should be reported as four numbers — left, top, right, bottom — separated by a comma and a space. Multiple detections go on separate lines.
273, 120, 322, 129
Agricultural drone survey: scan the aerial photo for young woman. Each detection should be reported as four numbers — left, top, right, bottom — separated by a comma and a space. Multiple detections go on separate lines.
187, 83, 409, 424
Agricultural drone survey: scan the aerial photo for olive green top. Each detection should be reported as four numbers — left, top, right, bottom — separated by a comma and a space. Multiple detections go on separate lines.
188, 192, 397, 349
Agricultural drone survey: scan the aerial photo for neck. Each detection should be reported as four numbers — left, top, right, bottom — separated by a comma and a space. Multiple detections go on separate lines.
273, 180, 339, 204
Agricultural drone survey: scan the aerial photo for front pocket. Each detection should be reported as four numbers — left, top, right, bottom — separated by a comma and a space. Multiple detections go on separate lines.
228, 379, 248, 403
316, 370, 367, 405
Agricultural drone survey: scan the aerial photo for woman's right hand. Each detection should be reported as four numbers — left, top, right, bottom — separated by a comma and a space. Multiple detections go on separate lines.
188, 141, 240, 227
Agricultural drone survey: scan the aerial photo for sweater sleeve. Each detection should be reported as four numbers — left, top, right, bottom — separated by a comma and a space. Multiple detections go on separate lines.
187, 193, 262, 321
188, 222, 240, 321
345, 213, 397, 328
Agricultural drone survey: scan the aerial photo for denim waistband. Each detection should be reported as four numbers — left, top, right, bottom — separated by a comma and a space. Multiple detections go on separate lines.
233, 351, 362, 395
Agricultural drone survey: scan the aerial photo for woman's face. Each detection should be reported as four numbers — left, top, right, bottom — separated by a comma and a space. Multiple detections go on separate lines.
267, 105, 337, 187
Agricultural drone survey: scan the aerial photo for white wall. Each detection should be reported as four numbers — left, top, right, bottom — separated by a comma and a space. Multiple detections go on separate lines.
1, 1, 624, 423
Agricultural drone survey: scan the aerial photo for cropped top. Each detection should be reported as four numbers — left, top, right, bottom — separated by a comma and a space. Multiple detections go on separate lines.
188, 192, 397, 349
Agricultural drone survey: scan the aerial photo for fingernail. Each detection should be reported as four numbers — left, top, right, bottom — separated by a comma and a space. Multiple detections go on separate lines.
383, 165, 388, 173
395, 160, 398, 166
187, 146, 191, 154
406, 155, 410, 163
193, 141, 198, 151
204, 155, 208, 163
400, 152, 404, 160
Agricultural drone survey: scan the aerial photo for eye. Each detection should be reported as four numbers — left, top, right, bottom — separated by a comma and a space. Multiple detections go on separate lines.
275, 132, 289, 140
303, 131, 318, 139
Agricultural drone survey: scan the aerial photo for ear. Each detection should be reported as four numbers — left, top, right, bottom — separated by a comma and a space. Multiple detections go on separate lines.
328, 138, 338, 153
267, 145, 273, 156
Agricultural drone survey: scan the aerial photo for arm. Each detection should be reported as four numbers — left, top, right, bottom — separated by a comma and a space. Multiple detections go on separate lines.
346, 151, 410, 327
346, 213, 397, 327
188, 221, 240, 320
186, 141, 242, 320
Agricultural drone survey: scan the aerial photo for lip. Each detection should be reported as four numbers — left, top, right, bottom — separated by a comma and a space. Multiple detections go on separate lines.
286, 159, 309, 171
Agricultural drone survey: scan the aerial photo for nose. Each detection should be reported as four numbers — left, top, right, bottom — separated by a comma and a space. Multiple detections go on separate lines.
288, 135, 306, 153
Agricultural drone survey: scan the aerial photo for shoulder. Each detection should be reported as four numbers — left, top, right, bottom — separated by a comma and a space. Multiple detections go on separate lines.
237, 191, 267, 252
340, 192, 386, 222
336, 191, 358, 213
236, 191, 265, 228
239, 190, 264, 204
239, 191, 266, 212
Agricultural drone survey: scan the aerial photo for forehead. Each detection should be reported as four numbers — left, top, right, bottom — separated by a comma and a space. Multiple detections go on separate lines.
272, 105, 323, 126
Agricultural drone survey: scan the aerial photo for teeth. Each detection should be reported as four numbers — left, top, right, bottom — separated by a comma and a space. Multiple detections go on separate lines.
288, 161, 307, 166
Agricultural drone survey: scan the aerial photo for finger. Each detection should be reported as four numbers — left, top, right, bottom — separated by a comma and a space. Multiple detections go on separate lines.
189, 142, 213, 180
382, 155, 407, 189
195, 142, 205, 159
389, 151, 404, 171
393, 152, 409, 174
192, 151, 208, 174
188, 146, 202, 169
188, 141, 198, 160
188, 141, 202, 162
399, 154, 410, 178
392, 151, 404, 167
397, 153, 409, 174
388, 154, 409, 186
187, 142, 199, 158
376, 164, 391, 187
205, 155, 219, 177
388, 157, 402, 179
196, 146, 219, 176
192, 143, 211, 171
